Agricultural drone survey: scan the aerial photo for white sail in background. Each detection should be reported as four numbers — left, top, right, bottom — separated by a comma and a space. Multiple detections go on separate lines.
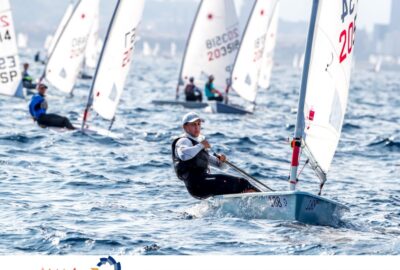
302, 0, 359, 174
170, 42, 177, 58
17, 33, 28, 48
230, 0, 279, 103
258, 2, 280, 89
0, 0, 23, 97
152, 43, 160, 57
90, 0, 144, 120
47, 2, 74, 56
292, 53, 299, 69
178, 0, 241, 91
142, 41, 152, 56
83, 0, 100, 69
43, 35, 53, 51
44, 0, 98, 94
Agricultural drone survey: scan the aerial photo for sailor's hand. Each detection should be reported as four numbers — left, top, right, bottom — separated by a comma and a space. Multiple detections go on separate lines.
217, 154, 226, 163
201, 140, 211, 149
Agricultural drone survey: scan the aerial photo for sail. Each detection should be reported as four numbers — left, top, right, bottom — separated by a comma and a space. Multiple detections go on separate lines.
17, 33, 28, 48
178, 0, 240, 91
302, 0, 359, 175
258, 2, 280, 89
230, 0, 279, 102
84, 0, 100, 69
47, 2, 74, 56
0, 0, 23, 98
90, 0, 144, 120
45, 0, 98, 94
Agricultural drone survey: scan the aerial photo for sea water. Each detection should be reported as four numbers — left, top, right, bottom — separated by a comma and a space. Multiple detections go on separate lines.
0, 52, 398, 255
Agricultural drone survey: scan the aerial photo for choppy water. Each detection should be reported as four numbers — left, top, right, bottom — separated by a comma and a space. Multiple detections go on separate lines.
0, 51, 399, 255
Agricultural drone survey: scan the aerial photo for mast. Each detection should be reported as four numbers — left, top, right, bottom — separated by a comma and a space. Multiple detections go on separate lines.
289, 0, 319, 191
175, 0, 204, 99
81, 0, 121, 130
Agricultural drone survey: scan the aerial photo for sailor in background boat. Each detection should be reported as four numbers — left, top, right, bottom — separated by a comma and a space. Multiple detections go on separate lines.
184, 77, 203, 102
204, 75, 224, 102
22, 63, 37, 91
172, 112, 260, 199
28, 83, 75, 130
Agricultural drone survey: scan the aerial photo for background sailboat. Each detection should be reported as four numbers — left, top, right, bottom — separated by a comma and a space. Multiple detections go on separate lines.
212, 0, 359, 226
81, 0, 144, 136
40, 0, 98, 95
152, 0, 240, 109
215, 0, 280, 114
0, 0, 24, 98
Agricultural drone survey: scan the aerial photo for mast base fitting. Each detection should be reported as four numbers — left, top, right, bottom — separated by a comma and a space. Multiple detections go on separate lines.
291, 138, 302, 148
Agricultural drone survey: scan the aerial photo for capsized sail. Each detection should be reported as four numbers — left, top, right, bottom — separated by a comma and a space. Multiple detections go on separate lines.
83, 0, 145, 124
290, 0, 359, 189
0, 0, 24, 98
258, 2, 280, 89
230, 0, 279, 102
178, 0, 240, 91
44, 0, 98, 94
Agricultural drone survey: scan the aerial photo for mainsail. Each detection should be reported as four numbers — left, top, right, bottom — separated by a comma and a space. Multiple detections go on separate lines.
258, 2, 280, 89
83, 0, 100, 69
46, 2, 74, 57
178, 0, 240, 91
290, 0, 359, 189
82, 0, 144, 126
44, 0, 98, 94
0, 0, 23, 98
230, 0, 279, 103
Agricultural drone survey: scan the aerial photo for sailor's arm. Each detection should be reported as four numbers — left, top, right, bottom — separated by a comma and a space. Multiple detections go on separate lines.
175, 138, 205, 161
209, 154, 228, 170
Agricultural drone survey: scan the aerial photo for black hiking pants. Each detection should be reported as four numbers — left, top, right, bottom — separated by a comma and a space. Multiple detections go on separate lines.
183, 172, 259, 199
37, 114, 75, 130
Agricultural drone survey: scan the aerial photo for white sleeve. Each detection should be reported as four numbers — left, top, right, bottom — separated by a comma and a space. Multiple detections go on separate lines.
175, 138, 205, 161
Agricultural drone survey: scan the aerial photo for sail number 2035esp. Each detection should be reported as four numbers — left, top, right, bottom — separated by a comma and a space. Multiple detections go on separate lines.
339, 0, 358, 64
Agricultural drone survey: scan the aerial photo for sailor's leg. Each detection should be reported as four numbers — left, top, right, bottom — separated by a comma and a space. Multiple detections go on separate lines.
37, 114, 75, 129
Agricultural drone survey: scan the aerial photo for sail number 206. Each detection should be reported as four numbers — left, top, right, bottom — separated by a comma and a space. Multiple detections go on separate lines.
339, 0, 358, 64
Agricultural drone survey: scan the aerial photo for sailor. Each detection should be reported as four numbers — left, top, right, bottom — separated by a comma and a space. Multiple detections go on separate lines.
22, 63, 37, 90
172, 112, 259, 199
28, 83, 75, 130
184, 77, 202, 102
204, 75, 223, 102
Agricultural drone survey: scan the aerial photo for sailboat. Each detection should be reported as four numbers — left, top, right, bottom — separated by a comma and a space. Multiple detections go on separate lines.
211, 0, 359, 226
213, 0, 280, 114
40, 0, 98, 95
0, 0, 24, 98
152, 0, 240, 109
80, 0, 144, 137
17, 33, 28, 49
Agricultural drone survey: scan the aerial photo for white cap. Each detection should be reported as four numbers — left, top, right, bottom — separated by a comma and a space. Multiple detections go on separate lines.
181, 112, 204, 126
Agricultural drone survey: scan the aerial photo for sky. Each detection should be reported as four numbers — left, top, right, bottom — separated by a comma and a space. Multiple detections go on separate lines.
277, 0, 392, 33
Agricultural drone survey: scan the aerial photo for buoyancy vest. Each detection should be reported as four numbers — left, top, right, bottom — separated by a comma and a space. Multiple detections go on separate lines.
171, 136, 209, 180
29, 94, 46, 120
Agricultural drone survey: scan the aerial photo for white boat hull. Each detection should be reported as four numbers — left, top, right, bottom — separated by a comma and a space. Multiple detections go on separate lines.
210, 191, 348, 227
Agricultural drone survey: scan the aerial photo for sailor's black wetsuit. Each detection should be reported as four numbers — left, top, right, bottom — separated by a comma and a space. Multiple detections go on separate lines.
172, 135, 259, 199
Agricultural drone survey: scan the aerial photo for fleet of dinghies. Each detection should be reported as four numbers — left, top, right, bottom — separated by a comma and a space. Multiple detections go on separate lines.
1, 0, 363, 226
